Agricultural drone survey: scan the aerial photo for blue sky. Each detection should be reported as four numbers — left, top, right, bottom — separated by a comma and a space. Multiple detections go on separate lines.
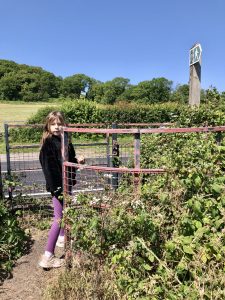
1, 0, 225, 91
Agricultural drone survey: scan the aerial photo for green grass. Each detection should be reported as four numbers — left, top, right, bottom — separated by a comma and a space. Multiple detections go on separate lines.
0, 101, 58, 154
0, 101, 134, 154
0, 101, 58, 132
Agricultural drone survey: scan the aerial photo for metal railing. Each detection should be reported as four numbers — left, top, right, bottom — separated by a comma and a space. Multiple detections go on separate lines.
2, 122, 173, 201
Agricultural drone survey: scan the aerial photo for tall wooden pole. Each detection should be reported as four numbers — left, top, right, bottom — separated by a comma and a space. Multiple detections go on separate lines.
189, 43, 202, 107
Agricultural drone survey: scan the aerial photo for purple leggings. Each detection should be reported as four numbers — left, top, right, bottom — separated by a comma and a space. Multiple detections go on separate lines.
45, 196, 64, 254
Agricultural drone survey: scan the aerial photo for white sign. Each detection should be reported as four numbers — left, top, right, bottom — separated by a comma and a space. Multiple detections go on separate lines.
189, 44, 202, 66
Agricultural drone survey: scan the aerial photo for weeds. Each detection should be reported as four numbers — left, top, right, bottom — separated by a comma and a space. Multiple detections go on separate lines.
45, 132, 225, 299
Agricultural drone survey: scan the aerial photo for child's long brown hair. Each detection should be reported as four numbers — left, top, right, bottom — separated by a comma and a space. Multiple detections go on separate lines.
40, 111, 65, 146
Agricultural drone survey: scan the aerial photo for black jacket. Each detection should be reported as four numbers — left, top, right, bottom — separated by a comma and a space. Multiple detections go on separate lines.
39, 135, 77, 197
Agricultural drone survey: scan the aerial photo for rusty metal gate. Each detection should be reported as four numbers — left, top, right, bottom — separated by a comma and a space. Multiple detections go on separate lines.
1, 122, 173, 202
2, 123, 111, 200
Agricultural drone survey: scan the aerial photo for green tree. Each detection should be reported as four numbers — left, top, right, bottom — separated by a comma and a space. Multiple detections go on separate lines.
0, 59, 19, 78
60, 74, 94, 99
102, 77, 130, 104
116, 84, 136, 102
220, 91, 225, 103
171, 84, 189, 103
86, 80, 104, 102
88, 77, 130, 104
0, 61, 62, 101
127, 77, 173, 104
18, 68, 62, 101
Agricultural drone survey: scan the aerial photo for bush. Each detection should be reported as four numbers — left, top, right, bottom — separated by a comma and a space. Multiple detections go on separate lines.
27, 105, 60, 124
138, 131, 225, 298
0, 201, 28, 282
46, 129, 225, 299
8, 100, 225, 143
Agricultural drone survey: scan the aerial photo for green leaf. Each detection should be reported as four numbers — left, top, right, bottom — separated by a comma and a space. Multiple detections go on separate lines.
143, 263, 152, 270
193, 201, 202, 214
193, 220, 202, 229
215, 219, 224, 229
181, 236, 193, 244
148, 253, 155, 263
165, 241, 176, 251
211, 183, 224, 194
201, 254, 208, 263
183, 245, 194, 254
159, 192, 168, 202
194, 175, 202, 187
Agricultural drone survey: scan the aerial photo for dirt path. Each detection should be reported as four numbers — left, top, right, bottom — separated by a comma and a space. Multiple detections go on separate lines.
0, 230, 64, 300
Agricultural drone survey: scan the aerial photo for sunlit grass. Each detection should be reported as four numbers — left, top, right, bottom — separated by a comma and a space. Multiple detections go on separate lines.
0, 101, 58, 154
0, 101, 58, 132
0, 101, 134, 155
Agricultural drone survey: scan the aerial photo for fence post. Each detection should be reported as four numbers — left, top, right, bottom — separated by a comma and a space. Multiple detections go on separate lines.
216, 131, 223, 145
4, 123, 13, 201
61, 129, 69, 196
112, 123, 119, 189
134, 130, 140, 169
61, 128, 72, 267
106, 133, 110, 167
0, 156, 3, 199
134, 130, 141, 190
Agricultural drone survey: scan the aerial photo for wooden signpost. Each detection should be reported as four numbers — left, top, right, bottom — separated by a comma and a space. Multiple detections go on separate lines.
189, 43, 202, 107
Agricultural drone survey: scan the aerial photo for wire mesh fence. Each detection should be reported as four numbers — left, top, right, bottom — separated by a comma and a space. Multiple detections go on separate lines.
2, 123, 112, 200
2, 122, 171, 201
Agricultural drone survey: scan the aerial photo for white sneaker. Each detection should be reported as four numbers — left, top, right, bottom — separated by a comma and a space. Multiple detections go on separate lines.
38, 254, 64, 268
56, 237, 65, 248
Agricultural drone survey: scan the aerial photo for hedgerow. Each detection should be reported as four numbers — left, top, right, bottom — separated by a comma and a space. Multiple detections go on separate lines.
8, 100, 225, 143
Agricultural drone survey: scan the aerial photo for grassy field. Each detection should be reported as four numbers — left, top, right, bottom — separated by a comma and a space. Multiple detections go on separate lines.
0, 101, 58, 153
0, 101, 57, 132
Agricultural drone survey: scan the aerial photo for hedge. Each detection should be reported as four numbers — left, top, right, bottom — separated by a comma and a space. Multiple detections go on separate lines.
7, 100, 225, 143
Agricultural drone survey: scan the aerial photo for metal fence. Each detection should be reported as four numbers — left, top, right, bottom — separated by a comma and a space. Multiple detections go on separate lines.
2, 124, 111, 200
61, 124, 225, 198
0, 122, 171, 202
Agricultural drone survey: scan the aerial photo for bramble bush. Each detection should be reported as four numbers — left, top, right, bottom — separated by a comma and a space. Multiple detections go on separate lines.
138, 132, 225, 298
45, 131, 225, 300
0, 200, 28, 283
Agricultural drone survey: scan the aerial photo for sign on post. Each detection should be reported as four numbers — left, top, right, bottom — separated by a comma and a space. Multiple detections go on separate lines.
188, 43, 202, 107
189, 43, 202, 66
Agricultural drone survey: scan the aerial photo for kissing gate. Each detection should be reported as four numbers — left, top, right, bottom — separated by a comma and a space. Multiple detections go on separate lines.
61, 125, 225, 264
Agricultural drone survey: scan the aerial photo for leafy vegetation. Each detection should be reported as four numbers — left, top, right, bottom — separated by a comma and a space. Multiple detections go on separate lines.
1, 76, 225, 297
0, 60, 61, 101
1, 59, 224, 104
45, 131, 225, 299
5, 98, 225, 144
0, 200, 28, 282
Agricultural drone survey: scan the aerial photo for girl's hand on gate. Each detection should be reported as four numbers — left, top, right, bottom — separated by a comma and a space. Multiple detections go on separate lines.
77, 155, 85, 164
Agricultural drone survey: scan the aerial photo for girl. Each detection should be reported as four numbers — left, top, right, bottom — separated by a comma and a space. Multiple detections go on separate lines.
38, 111, 84, 268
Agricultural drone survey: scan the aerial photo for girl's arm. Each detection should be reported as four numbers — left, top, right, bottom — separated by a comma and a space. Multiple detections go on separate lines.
39, 140, 62, 195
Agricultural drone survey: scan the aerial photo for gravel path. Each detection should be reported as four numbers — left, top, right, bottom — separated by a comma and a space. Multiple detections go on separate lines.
0, 230, 64, 300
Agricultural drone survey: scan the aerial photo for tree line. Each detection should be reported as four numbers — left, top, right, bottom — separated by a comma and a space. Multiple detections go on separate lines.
0, 59, 224, 104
